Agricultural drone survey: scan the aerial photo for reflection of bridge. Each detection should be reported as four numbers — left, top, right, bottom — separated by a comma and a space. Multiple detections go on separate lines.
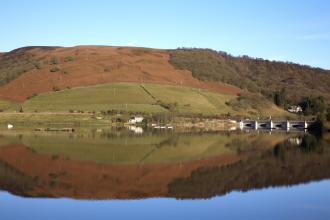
238, 120, 314, 131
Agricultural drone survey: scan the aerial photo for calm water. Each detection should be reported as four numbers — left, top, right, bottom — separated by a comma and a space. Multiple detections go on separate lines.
0, 128, 329, 220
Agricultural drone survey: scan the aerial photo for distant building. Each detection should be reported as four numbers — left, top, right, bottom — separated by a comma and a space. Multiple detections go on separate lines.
288, 105, 302, 113
128, 116, 144, 124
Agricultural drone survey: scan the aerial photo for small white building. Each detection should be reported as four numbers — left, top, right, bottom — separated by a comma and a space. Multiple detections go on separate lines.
128, 116, 144, 124
288, 105, 302, 113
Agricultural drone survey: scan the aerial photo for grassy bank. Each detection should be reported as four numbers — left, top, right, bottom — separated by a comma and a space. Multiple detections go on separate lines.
0, 112, 113, 126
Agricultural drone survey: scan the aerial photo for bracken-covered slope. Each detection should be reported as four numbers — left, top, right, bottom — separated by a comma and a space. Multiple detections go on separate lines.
0, 46, 240, 102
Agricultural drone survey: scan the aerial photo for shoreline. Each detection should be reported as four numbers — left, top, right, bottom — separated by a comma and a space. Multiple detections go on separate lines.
0, 112, 325, 132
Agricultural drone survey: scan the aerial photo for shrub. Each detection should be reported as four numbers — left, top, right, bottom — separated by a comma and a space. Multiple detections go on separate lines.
50, 66, 61, 72
64, 56, 74, 62
27, 93, 38, 99
51, 154, 59, 160
156, 100, 177, 111
272, 89, 287, 107
35, 61, 44, 69
51, 57, 60, 65
53, 86, 60, 91
326, 108, 330, 121
104, 66, 112, 72
300, 96, 326, 115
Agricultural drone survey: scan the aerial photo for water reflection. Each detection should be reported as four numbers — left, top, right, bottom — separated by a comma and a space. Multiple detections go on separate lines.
0, 129, 329, 200
169, 134, 330, 199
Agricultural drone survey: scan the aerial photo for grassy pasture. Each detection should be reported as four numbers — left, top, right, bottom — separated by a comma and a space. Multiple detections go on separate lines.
22, 83, 238, 115
0, 83, 294, 120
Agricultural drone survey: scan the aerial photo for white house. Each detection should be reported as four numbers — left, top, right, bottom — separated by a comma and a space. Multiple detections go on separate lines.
128, 116, 144, 124
288, 105, 302, 113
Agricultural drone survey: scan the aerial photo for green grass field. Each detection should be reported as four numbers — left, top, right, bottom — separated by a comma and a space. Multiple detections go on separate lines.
0, 112, 109, 126
0, 100, 19, 112
0, 83, 294, 121
22, 83, 235, 115
23, 83, 166, 113
20, 82, 290, 117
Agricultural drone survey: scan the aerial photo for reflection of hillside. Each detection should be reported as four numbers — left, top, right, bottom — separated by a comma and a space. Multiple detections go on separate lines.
0, 144, 240, 199
0, 132, 310, 200
168, 136, 330, 199
19, 132, 290, 164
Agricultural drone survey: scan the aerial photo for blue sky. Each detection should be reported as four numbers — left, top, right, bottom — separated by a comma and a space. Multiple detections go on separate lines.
1, 0, 329, 69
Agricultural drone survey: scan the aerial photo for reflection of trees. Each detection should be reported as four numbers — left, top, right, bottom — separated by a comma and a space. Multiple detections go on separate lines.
273, 143, 287, 161
168, 135, 330, 199
0, 160, 36, 197
300, 135, 324, 154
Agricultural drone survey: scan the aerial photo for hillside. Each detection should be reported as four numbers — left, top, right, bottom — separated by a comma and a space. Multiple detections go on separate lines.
0, 45, 328, 117
169, 48, 330, 104
0, 46, 239, 102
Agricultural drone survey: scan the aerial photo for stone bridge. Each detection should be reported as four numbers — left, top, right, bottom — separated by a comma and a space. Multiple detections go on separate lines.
238, 120, 314, 130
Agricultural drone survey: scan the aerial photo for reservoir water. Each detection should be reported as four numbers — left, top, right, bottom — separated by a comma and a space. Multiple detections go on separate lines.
0, 128, 329, 219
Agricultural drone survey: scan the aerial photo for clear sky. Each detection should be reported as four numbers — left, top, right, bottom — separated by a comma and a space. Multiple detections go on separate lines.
1, 0, 329, 69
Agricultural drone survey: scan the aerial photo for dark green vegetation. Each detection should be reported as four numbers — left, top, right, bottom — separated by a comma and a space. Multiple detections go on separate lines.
169, 48, 330, 107
168, 134, 330, 199
300, 96, 327, 116
0, 48, 39, 85
0, 46, 59, 85
0, 160, 36, 196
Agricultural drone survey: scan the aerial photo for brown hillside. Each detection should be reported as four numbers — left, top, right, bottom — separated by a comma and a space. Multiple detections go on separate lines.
0, 46, 240, 102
